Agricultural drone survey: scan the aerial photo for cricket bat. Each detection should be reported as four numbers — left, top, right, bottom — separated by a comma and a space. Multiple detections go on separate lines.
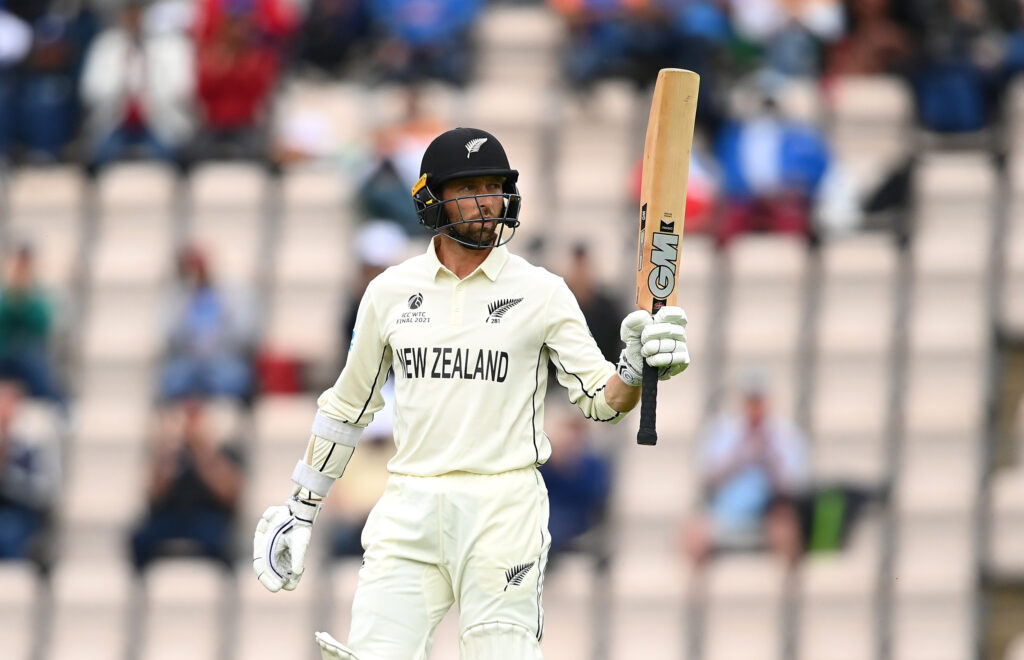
635, 68, 700, 446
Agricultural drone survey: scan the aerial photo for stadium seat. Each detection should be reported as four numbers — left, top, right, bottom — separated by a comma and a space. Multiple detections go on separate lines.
989, 467, 1024, 577
810, 356, 889, 484
81, 287, 164, 365
798, 526, 880, 660
90, 225, 173, 289
703, 554, 788, 660
0, 562, 41, 660
613, 432, 697, 523
252, 394, 319, 449
237, 561, 320, 660
893, 595, 973, 660
49, 560, 133, 660
138, 559, 231, 660
476, 4, 562, 86
276, 79, 367, 150
7, 165, 83, 290
73, 392, 152, 449
828, 75, 912, 197
190, 162, 268, 212
724, 235, 809, 374
62, 441, 147, 559
186, 214, 262, 288
96, 162, 179, 216
895, 514, 975, 598
903, 354, 985, 439
263, 283, 344, 367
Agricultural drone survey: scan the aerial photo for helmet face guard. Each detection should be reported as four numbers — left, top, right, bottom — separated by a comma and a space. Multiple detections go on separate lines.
412, 176, 522, 250
412, 127, 523, 250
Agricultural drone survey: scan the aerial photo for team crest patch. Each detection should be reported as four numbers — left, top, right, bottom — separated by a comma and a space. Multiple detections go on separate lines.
465, 137, 487, 158
486, 297, 523, 324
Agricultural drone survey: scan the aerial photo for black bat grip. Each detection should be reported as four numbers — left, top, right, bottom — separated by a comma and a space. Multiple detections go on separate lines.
636, 362, 659, 445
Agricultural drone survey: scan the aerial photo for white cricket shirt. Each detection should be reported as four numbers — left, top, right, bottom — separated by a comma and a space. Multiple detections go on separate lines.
316, 237, 623, 477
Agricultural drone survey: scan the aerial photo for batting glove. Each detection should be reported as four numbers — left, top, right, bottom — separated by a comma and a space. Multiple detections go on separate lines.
253, 497, 321, 593
642, 306, 689, 379
617, 306, 689, 387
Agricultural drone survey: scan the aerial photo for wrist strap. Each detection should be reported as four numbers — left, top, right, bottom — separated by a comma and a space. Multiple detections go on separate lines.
617, 349, 643, 387
288, 497, 322, 524
291, 460, 336, 498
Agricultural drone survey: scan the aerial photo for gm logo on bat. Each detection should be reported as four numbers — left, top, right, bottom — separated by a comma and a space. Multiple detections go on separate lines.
647, 218, 679, 302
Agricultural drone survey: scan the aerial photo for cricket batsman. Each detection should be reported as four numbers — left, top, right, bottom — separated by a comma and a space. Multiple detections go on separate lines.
252, 127, 691, 659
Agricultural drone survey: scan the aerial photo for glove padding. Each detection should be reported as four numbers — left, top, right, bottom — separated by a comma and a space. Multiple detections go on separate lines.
617, 306, 689, 387
253, 498, 320, 593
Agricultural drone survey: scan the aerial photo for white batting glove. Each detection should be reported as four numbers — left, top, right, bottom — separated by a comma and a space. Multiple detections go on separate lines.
642, 306, 689, 379
253, 497, 321, 593
617, 306, 689, 387
617, 310, 652, 387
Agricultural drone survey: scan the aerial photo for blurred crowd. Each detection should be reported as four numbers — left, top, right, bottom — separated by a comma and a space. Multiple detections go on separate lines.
0, 0, 1020, 604
2, 0, 1023, 237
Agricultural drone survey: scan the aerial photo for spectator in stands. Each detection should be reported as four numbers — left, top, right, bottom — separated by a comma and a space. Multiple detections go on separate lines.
713, 78, 856, 245
323, 381, 395, 558
356, 87, 446, 235
194, 0, 298, 46
295, 0, 371, 75
190, 0, 297, 167
998, 0, 1024, 76
563, 242, 627, 363
825, 0, 915, 76
548, 0, 672, 88
0, 379, 60, 561
904, 0, 1009, 134
79, 0, 194, 174
0, 245, 63, 404
0, 1, 34, 162
0, 1, 97, 163
680, 370, 808, 568
340, 221, 412, 368
727, 0, 846, 77
366, 0, 481, 85
129, 398, 243, 570
539, 400, 612, 558
159, 244, 257, 404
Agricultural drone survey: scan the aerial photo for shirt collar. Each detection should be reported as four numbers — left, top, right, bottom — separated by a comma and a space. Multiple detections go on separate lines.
425, 236, 509, 283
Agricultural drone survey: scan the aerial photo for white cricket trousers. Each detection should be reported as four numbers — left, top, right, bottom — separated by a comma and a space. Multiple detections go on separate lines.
343, 466, 550, 660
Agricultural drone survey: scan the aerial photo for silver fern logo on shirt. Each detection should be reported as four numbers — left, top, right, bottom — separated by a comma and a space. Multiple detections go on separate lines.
486, 297, 523, 324
504, 561, 535, 591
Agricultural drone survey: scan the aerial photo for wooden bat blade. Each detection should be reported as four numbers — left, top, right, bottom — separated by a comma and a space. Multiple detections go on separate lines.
635, 68, 699, 447
636, 68, 699, 312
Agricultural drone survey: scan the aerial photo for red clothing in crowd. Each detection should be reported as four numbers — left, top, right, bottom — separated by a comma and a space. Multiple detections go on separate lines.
197, 44, 278, 129
194, 0, 298, 45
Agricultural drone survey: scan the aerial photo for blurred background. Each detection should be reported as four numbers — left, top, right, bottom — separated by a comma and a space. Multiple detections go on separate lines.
0, 0, 1023, 658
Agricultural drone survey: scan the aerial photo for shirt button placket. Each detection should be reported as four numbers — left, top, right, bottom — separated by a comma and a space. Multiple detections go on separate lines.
452, 282, 465, 326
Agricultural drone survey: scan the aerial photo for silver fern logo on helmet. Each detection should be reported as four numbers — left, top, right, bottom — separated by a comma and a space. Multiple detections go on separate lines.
465, 137, 488, 158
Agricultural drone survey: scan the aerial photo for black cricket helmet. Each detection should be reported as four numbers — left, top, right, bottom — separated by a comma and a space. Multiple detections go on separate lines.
411, 127, 522, 249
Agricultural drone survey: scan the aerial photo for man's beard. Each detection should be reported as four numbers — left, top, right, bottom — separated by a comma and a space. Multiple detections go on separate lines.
450, 219, 499, 246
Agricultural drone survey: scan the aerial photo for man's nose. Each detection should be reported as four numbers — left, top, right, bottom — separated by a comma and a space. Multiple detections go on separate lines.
482, 195, 501, 216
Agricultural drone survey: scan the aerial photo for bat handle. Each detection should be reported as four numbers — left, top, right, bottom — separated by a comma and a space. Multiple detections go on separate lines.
636, 362, 659, 446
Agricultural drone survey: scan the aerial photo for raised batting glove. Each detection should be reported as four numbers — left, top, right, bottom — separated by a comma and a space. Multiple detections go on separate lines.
253, 497, 321, 593
617, 307, 689, 387
642, 306, 689, 380
618, 310, 653, 387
